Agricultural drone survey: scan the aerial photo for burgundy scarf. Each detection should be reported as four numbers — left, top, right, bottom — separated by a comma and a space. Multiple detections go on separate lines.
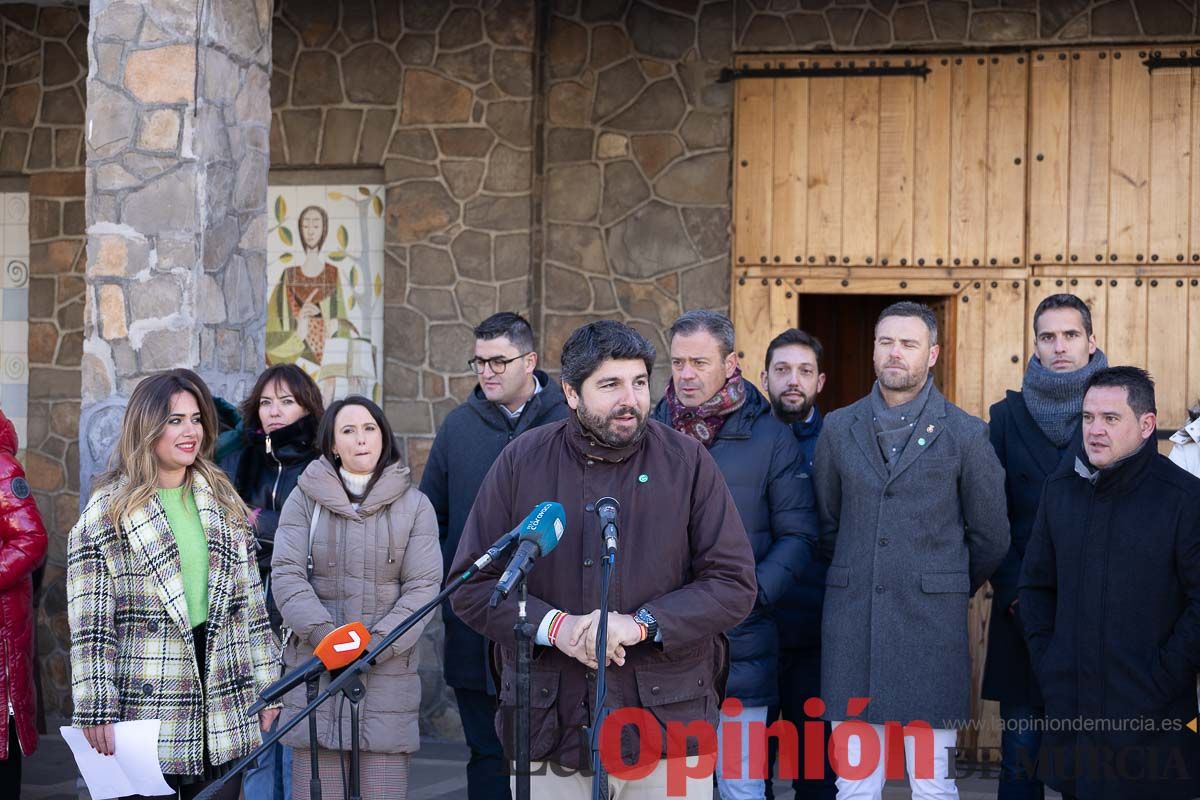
665, 369, 747, 447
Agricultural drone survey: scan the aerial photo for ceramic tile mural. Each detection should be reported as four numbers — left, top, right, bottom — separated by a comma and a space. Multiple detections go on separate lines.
0, 192, 29, 454
266, 184, 385, 405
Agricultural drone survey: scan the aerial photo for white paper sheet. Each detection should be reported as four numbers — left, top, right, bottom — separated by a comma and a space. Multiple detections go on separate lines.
60, 720, 174, 799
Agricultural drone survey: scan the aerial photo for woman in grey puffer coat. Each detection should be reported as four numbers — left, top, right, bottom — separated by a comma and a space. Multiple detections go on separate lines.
272, 396, 442, 800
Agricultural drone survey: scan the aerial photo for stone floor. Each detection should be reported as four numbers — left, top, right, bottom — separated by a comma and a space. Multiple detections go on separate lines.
22, 733, 1063, 799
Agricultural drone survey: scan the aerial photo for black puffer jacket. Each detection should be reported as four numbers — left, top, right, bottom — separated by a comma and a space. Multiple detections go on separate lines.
776, 407, 827, 653
220, 413, 320, 633
419, 371, 569, 692
653, 380, 817, 707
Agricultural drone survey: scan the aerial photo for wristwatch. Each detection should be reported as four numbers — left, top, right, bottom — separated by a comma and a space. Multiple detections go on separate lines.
634, 607, 659, 643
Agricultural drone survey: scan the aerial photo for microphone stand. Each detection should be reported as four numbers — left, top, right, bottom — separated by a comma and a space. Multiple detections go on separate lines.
513, 579, 535, 800
306, 677, 322, 800
589, 511, 619, 800
344, 673, 366, 800
195, 539, 518, 800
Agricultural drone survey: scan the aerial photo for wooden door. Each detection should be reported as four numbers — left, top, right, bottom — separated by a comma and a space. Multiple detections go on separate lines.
733, 54, 1028, 270
1028, 47, 1200, 266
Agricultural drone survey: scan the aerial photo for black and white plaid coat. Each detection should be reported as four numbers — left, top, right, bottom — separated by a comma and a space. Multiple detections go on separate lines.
67, 472, 280, 776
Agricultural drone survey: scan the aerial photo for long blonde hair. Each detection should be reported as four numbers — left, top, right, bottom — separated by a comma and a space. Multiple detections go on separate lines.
97, 369, 249, 529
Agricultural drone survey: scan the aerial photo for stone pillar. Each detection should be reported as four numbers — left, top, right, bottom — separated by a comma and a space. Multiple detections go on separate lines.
82, 0, 272, 493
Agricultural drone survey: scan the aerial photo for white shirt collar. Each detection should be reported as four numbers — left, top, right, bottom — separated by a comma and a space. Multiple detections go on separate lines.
499, 375, 542, 420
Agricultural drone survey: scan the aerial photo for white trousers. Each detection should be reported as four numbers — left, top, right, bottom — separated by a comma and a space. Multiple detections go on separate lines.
830, 721, 959, 800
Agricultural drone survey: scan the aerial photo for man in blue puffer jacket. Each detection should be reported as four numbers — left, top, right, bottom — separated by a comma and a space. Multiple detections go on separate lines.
761, 329, 835, 800
652, 311, 817, 800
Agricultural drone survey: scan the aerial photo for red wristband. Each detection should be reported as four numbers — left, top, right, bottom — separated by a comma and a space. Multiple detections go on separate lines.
547, 611, 567, 645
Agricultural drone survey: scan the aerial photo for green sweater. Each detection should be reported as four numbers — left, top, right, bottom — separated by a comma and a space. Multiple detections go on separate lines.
157, 486, 209, 627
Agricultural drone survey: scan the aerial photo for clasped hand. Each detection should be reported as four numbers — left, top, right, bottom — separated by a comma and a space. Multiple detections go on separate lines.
552, 611, 643, 669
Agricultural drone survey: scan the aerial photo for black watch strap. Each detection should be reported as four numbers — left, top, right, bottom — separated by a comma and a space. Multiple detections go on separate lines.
635, 607, 659, 642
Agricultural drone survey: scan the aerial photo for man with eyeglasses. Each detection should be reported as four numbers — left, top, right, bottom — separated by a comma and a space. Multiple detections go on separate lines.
419, 311, 568, 800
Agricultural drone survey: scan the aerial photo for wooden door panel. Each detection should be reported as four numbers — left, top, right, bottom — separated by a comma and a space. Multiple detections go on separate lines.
734, 76, 774, 265
807, 75, 845, 264
1191, 72, 1200, 260
954, 283, 985, 417
983, 280, 1026, 407
1149, 68, 1191, 264
772, 77, 809, 264
1067, 50, 1111, 264
950, 58, 989, 267
1105, 278, 1148, 368
877, 75, 915, 266
1147, 279, 1189, 429
1108, 50, 1152, 263
914, 64, 953, 267
1028, 52, 1070, 266
986, 55, 1028, 269
1189, 282, 1200, 416
842, 76, 880, 265
731, 276, 774, 386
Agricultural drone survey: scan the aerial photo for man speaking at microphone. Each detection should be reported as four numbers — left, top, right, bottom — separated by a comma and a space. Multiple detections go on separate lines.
450, 320, 757, 799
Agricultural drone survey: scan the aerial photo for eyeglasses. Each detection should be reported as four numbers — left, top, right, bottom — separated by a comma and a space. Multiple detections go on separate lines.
467, 352, 532, 375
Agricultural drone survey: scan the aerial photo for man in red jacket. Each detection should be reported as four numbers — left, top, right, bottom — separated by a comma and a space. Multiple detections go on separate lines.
0, 409, 48, 796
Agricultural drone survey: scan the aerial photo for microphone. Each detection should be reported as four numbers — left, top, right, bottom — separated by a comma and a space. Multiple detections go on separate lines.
489, 502, 566, 607
463, 521, 526, 575
595, 496, 619, 556
248, 621, 371, 715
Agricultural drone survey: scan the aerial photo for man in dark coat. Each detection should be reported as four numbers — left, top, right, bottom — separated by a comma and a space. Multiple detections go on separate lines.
813, 301, 1009, 798
984, 294, 1108, 800
419, 312, 568, 800
451, 320, 757, 799
650, 311, 816, 800
760, 328, 834, 800
1019, 367, 1200, 800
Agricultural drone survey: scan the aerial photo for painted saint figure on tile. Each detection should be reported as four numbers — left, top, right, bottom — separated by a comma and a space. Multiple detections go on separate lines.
267, 205, 354, 367
266, 186, 385, 405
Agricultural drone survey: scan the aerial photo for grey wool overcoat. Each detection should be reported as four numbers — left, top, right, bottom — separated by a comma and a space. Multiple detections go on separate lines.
813, 383, 1010, 727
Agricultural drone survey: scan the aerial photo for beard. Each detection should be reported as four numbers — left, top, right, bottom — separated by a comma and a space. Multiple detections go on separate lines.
877, 360, 925, 392
576, 399, 649, 449
769, 389, 812, 425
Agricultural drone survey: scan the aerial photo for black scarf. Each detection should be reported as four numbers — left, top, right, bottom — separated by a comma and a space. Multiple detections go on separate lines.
234, 414, 320, 492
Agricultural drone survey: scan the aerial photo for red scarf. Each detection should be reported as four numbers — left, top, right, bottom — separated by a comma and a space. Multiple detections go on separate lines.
665, 369, 747, 447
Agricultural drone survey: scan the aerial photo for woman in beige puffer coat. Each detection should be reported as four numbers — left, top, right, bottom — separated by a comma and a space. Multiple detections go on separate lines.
271, 396, 442, 800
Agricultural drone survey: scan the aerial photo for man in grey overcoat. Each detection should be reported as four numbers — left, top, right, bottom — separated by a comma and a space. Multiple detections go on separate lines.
812, 301, 1009, 800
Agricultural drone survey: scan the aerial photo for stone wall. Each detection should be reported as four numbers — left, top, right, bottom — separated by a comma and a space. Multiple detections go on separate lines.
269, 0, 538, 479
269, 0, 538, 740
83, 0, 273, 408
733, 0, 1194, 50
76, 0, 274, 714
541, 0, 733, 396
0, 3, 89, 721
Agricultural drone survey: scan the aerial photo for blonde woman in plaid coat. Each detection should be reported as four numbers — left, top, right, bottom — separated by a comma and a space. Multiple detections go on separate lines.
68, 370, 281, 800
